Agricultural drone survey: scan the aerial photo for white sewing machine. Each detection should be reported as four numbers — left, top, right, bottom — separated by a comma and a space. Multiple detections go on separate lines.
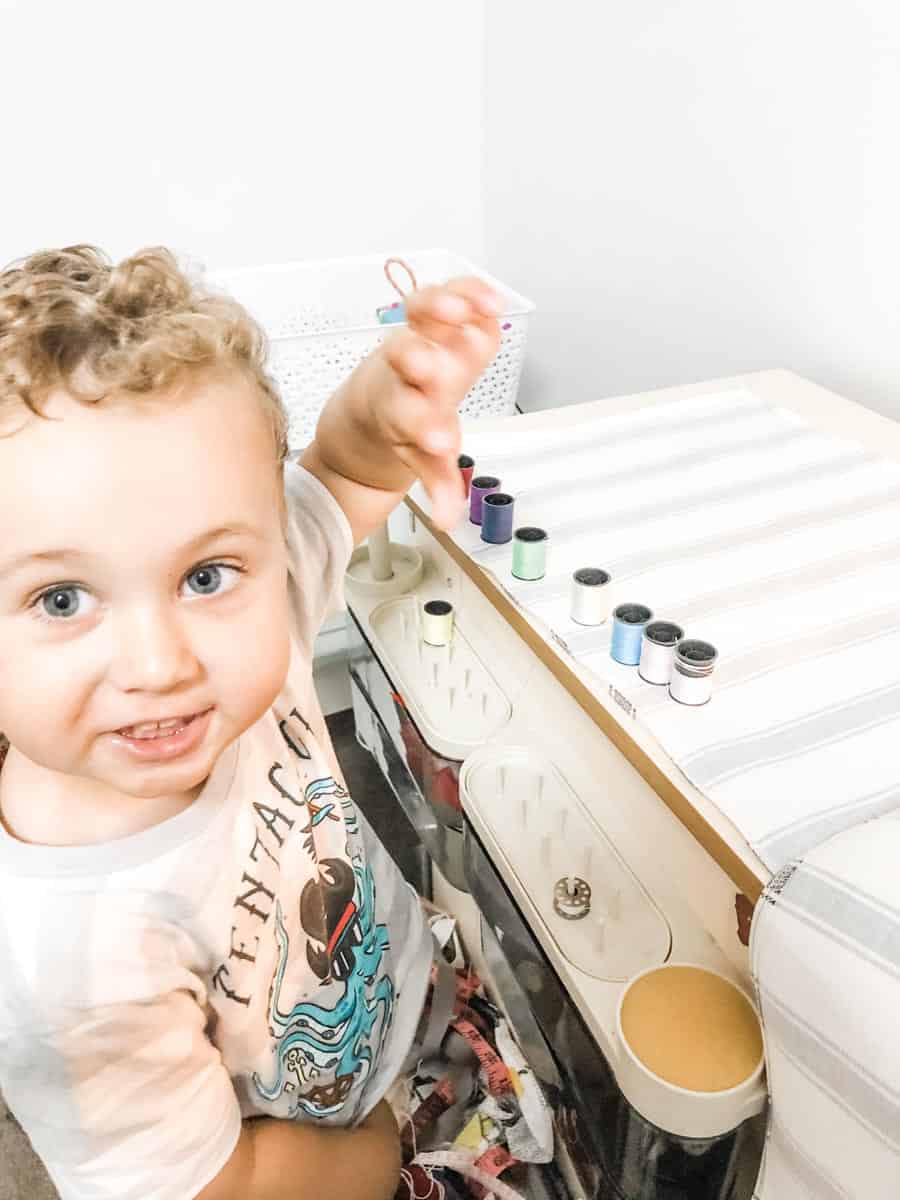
343, 369, 900, 1200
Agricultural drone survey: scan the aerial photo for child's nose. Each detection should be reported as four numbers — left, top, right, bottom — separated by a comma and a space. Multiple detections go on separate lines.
110, 605, 200, 693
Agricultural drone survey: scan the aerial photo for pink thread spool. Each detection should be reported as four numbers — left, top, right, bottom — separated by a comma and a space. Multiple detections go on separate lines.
458, 454, 475, 498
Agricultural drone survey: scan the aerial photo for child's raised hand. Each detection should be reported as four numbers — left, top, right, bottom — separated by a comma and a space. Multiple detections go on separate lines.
375, 278, 501, 529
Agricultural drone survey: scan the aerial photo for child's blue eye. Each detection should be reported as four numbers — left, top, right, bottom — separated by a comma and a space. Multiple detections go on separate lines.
186, 565, 222, 595
39, 586, 91, 620
182, 563, 242, 598
32, 567, 243, 620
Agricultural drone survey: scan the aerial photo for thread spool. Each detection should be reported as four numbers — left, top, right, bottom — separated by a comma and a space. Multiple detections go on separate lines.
469, 475, 501, 525
481, 492, 515, 544
422, 600, 454, 647
458, 454, 475, 498
512, 527, 548, 580
669, 639, 717, 705
639, 621, 685, 685
570, 568, 612, 625
610, 603, 654, 665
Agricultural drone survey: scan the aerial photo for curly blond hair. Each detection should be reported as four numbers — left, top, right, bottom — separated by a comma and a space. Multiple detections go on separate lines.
0, 244, 288, 459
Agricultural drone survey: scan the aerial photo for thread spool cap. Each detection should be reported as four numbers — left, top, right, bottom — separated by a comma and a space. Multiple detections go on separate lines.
675, 639, 718, 676
614, 603, 653, 625
644, 621, 684, 646
481, 492, 515, 544
574, 567, 611, 588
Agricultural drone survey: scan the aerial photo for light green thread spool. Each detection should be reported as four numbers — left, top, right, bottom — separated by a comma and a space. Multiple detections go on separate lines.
512, 527, 548, 580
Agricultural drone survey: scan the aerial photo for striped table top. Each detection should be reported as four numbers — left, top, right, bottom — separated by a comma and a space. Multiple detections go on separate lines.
441, 376, 900, 875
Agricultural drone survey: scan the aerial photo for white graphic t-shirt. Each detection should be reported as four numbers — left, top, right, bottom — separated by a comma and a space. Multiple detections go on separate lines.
0, 464, 432, 1200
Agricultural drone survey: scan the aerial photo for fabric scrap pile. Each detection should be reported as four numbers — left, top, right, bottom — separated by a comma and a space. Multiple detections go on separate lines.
390, 917, 554, 1200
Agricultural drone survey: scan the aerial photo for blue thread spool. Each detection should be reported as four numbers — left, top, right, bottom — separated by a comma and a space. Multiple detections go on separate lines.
470, 475, 501, 524
610, 603, 654, 665
481, 492, 515, 544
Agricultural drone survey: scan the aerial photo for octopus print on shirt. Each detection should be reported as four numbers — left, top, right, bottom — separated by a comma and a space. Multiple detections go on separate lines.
254, 808, 395, 1115
208, 699, 396, 1125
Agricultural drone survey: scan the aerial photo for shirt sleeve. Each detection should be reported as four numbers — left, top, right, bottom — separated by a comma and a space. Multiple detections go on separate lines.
283, 461, 355, 656
2, 989, 242, 1200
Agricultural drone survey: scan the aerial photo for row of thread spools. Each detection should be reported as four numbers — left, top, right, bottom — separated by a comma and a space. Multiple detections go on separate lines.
458, 455, 718, 707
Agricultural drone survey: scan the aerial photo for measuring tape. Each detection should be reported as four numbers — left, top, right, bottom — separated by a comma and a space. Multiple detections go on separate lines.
451, 1017, 516, 1098
413, 1151, 525, 1200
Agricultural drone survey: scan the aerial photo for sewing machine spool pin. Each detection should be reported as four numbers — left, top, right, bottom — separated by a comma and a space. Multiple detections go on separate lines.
347, 520, 424, 597
540, 830, 553, 866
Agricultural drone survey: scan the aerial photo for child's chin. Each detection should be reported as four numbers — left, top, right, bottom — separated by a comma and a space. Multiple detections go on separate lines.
100, 744, 220, 800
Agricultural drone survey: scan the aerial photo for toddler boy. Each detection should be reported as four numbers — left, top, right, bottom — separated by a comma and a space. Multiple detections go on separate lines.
0, 245, 500, 1199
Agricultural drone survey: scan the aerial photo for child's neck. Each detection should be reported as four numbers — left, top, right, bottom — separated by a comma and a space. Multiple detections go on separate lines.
0, 744, 203, 848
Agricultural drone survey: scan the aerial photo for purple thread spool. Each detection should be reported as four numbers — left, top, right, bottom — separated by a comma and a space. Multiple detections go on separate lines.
481, 492, 515, 544
469, 475, 501, 525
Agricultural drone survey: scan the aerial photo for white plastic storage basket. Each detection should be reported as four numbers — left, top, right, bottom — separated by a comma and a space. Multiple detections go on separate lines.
211, 249, 535, 452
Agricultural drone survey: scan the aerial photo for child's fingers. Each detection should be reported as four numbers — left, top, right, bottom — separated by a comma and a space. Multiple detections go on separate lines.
383, 328, 435, 389
444, 275, 503, 318
384, 329, 474, 400
376, 376, 461, 457
405, 277, 501, 329
405, 285, 471, 328
394, 443, 466, 531
407, 309, 501, 363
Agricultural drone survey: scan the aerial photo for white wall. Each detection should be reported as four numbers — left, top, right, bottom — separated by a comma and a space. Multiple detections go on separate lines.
0, 0, 485, 271
484, 3, 900, 421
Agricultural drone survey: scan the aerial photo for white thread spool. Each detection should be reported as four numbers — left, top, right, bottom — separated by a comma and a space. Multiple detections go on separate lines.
570, 568, 612, 625
422, 599, 454, 647
639, 621, 684, 685
669, 639, 717, 706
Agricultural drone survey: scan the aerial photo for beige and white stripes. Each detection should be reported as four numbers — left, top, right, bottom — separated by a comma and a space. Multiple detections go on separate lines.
443, 389, 900, 872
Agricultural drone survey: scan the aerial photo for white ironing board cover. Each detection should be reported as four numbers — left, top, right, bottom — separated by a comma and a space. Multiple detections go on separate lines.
750, 810, 900, 1196
442, 389, 900, 874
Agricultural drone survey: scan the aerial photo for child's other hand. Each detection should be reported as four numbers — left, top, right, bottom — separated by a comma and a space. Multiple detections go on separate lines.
378, 278, 501, 529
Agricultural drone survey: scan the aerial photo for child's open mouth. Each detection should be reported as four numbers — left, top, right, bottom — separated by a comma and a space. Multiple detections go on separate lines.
112, 708, 213, 762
